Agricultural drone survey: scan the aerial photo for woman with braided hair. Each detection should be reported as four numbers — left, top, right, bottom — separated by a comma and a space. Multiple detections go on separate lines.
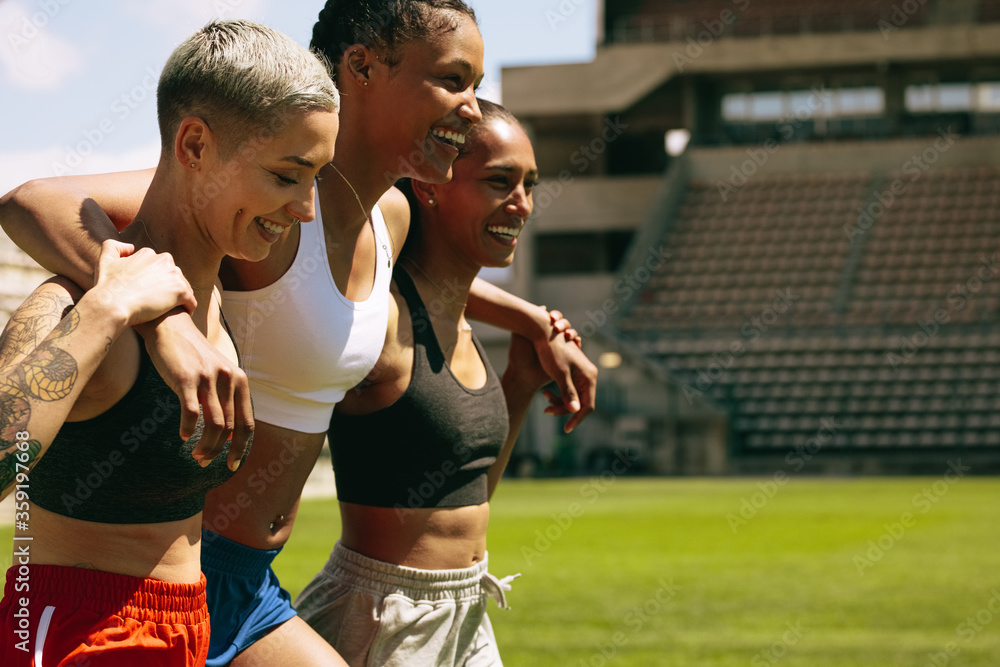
0, 20, 339, 666
296, 98, 556, 666
0, 2, 596, 665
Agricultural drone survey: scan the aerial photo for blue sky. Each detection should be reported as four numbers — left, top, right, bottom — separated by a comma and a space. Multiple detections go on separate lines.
0, 0, 597, 195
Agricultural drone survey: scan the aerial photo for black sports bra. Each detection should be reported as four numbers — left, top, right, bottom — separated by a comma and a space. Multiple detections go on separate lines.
330, 266, 509, 509
31, 329, 251, 524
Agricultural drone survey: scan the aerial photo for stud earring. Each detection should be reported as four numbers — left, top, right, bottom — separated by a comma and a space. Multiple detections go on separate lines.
190, 162, 196, 168
237, 209, 242, 214
363, 81, 368, 86
428, 198, 436, 206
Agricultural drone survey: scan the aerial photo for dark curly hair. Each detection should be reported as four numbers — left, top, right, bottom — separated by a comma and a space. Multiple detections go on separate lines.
310, 0, 477, 80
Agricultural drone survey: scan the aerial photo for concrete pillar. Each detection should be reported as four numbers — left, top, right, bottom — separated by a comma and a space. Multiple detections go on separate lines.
881, 65, 906, 137
685, 76, 725, 145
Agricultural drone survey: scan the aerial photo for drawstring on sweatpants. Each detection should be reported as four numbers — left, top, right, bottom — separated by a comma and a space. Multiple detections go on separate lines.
480, 571, 520, 610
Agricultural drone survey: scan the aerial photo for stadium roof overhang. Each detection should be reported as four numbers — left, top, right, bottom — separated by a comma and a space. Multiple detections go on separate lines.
503, 23, 1000, 117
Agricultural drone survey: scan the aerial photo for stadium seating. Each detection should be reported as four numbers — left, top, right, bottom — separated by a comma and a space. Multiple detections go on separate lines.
617, 166, 1000, 454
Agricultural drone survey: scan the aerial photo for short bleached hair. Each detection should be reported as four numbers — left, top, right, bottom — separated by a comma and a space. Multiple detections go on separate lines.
157, 19, 339, 159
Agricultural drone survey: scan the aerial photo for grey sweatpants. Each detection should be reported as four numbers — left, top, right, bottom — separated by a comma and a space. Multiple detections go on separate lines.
295, 542, 517, 667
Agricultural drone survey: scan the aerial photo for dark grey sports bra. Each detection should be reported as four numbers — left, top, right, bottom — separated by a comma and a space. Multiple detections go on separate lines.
330, 266, 509, 509
31, 330, 251, 524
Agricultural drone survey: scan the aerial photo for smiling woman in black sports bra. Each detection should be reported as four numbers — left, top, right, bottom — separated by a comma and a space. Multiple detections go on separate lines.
295, 99, 586, 667
0, 21, 338, 666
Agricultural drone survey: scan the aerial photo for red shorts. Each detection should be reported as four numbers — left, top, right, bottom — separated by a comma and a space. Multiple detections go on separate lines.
1, 564, 209, 667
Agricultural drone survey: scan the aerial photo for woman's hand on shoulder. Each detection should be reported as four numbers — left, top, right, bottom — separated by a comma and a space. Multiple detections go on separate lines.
88, 240, 196, 328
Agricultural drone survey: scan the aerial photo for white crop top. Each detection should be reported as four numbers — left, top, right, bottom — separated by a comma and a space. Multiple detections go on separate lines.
221, 198, 393, 433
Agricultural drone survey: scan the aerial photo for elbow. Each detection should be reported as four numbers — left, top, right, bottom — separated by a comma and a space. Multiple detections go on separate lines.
0, 178, 48, 235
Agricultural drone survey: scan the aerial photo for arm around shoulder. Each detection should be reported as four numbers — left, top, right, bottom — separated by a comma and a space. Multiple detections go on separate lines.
0, 240, 195, 499
0, 169, 154, 287
0, 170, 254, 464
487, 333, 555, 499
467, 282, 598, 430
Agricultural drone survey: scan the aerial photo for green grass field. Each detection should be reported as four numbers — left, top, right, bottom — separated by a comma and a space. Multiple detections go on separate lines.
4, 477, 1000, 665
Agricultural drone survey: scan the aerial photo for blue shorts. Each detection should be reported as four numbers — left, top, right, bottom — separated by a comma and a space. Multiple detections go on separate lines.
201, 530, 298, 666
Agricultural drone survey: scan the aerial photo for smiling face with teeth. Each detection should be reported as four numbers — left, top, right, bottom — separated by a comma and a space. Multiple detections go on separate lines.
363, 10, 484, 185
414, 116, 538, 271
194, 107, 339, 262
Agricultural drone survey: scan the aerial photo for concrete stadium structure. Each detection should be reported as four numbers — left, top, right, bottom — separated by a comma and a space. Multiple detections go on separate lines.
489, 0, 1000, 476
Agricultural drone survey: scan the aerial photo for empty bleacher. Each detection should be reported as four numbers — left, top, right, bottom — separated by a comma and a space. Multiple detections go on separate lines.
623, 172, 867, 333
848, 166, 1000, 326
616, 165, 1000, 463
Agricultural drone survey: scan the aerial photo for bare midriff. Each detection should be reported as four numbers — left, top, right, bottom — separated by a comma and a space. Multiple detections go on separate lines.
339, 501, 490, 570
201, 424, 327, 551
19, 505, 204, 584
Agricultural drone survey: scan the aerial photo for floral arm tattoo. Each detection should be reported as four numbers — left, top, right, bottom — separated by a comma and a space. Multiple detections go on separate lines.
0, 289, 79, 495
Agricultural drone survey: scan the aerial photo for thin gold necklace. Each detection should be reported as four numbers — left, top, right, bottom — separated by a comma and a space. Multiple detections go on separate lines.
136, 218, 217, 296
329, 164, 392, 268
402, 256, 472, 333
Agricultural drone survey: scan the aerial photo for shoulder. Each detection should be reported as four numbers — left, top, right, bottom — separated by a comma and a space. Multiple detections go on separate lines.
0, 277, 81, 369
3, 277, 81, 332
376, 186, 411, 261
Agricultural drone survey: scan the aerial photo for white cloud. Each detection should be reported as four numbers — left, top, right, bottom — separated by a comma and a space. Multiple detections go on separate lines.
0, 0, 84, 91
